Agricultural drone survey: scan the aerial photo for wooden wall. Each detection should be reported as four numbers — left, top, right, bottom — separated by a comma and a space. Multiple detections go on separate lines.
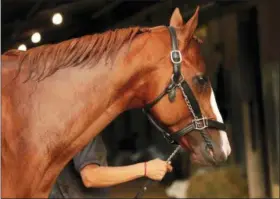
199, 0, 280, 197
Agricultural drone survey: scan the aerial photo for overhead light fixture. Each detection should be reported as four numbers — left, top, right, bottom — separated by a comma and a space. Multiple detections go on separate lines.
31, 32, 41, 43
18, 44, 27, 51
52, 13, 63, 25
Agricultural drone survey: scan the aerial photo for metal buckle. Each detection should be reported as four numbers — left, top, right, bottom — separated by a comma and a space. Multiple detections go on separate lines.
193, 117, 208, 130
170, 50, 182, 64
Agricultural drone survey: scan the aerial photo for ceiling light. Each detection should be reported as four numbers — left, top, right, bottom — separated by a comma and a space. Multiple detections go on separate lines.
18, 44, 27, 51
52, 13, 63, 25
31, 32, 41, 43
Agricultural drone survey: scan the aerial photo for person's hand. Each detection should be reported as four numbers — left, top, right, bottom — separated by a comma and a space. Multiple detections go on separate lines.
145, 158, 173, 181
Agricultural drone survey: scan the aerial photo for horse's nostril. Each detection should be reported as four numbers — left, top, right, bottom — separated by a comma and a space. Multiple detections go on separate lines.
200, 143, 216, 163
199, 142, 228, 165
205, 146, 215, 160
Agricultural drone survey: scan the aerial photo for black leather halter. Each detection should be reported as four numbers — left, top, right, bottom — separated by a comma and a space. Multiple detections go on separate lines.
142, 26, 226, 151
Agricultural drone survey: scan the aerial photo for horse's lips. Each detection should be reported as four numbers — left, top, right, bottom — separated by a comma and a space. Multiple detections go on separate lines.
179, 136, 210, 165
179, 136, 192, 151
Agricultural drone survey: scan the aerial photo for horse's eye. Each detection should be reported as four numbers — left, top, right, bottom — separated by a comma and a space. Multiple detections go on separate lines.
195, 75, 208, 86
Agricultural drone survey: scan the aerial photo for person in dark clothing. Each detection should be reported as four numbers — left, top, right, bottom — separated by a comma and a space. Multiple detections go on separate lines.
49, 135, 172, 198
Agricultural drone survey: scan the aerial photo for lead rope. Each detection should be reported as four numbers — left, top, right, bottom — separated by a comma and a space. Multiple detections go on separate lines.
133, 145, 181, 199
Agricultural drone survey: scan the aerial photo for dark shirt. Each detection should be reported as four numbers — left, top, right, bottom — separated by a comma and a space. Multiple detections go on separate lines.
49, 136, 108, 198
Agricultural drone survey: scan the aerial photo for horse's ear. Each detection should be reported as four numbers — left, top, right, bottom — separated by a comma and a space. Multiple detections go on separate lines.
169, 8, 184, 27
182, 6, 200, 42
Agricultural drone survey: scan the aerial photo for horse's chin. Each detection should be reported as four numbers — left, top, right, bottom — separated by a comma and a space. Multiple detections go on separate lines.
190, 153, 210, 166
179, 136, 192, 151
179, 137, 216, 166
190, 148, 218, 166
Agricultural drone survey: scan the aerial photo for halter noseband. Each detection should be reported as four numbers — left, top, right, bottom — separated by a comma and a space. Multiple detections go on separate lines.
142, 26, 226, 151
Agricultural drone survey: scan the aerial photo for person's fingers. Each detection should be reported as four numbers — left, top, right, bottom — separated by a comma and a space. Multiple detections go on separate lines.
167, 164, 173, 172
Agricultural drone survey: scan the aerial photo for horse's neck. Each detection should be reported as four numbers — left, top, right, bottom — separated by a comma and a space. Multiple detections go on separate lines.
18, 50, 145, 194
1, 39, 149, 196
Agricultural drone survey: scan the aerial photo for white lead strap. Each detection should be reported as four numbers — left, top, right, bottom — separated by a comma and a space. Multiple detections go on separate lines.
166, 145, 181, 162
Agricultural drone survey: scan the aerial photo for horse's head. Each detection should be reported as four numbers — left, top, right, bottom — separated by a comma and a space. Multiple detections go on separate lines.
138, 7, 231, 166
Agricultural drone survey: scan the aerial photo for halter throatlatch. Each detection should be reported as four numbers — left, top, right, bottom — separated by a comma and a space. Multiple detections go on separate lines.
142, 26, 227, 150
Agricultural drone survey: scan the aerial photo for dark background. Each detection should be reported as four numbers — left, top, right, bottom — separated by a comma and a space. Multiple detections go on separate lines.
1, 0, 279, 197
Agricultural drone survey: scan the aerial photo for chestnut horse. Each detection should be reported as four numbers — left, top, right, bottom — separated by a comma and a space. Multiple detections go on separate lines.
1, 7, 231, 198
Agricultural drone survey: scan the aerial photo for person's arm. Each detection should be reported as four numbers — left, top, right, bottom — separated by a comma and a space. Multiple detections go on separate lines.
80, 163, 144, 188
73, 136, 172, 188
80, 158, 172, 188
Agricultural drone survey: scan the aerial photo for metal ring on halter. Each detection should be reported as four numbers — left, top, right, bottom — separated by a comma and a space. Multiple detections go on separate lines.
171, 73, 184, 85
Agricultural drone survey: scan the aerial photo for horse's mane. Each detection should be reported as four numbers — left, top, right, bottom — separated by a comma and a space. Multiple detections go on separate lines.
14, 27, 147, 82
